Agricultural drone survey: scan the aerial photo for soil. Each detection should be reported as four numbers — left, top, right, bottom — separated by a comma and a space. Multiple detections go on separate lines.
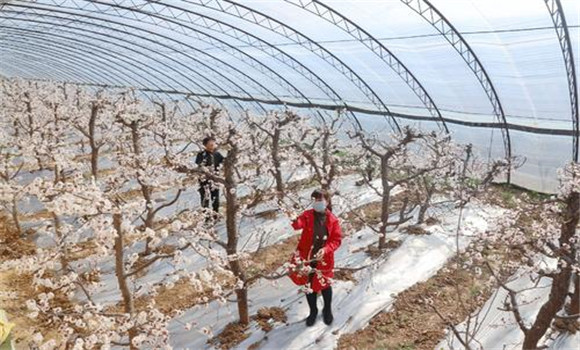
145, 236, 300, 317
0, 216, 35, 260
67, 239, 100, 261
252, 307, 288, 332
402, 225, 431, 236
341, 193, 407, 232
337, 185, 543, 350
424, 217, 439, 226
0, 269, 64, 348
209, 307, 288, 349
353, 239, 402, 259
337, 253, 514, 350
334, 269, 357, 283
208, 321, 250, 350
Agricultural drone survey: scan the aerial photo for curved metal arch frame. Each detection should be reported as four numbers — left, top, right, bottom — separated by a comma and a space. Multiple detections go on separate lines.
16, 76, 580, 138
0, 28, 221, 114
0, 24, 192, 90
544, 0, 579, 162
399, 0, 512, 180
175, 0, 400, 131
1, 6, 258, 114
0, 17, 231, 108
14, 75, 207, 109
0, 60, 63, 81
84, 1, 342, 106
73, 0, 349, 120
0, 40, 154, 90
0, 40, 198, 108
0, 13, 211, 109
0, 28, 184, 95
21, 0, 318, 112
4, 5, 277, 114
284, 0, 448, 133
5, 0, 368, 128
4, 0, 578, 170
1, 52, 90, 82
0, 15, 266, 112
30, 0, 346, 122
1, 43, 130, 86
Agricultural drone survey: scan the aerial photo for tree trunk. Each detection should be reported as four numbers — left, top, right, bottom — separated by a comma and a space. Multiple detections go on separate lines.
522, 192, 579, 349
11, 198, 22, 237
234, 285, 250, 324
379, 156, 390, 250
224, 142, 250, 324
113, 213, 138, 350
416, 204, 428, 225
24, 94, 43, 170
53, 163, 61, 184
271, 129, 285, 198
52, 213, 69, 272
416, 181, 434, 225
127, 121, 156, 256
570, 273, 580, 317
89, 103, 99, 179
130, 121, 141, 155
142, 204, 155, 255
320, 131, 336, 191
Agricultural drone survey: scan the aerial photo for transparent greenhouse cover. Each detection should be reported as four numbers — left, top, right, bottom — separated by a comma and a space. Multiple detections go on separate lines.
0, 0, 579, 192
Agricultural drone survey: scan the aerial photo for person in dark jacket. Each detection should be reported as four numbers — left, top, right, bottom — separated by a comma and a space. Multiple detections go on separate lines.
288, 189, 342, 327
195, 136, 225, 213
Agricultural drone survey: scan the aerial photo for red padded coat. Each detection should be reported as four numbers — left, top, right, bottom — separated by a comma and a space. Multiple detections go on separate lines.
288, 209, 342, 292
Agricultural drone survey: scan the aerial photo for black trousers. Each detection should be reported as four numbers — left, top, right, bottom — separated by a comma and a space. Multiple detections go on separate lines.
199, 183, 219, 212
306, 286, 333, 313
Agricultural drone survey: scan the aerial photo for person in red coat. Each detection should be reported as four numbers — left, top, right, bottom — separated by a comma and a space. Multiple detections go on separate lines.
288, 189, 342, 326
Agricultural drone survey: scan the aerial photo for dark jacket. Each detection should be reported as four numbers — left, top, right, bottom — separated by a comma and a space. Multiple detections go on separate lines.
195, 150, 224, 184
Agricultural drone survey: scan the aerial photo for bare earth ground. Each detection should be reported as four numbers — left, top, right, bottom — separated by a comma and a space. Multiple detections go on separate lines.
0, 183, 546, 349
336, 184, 547, 350
337, 253, 512, 350
0, 215, 61, 347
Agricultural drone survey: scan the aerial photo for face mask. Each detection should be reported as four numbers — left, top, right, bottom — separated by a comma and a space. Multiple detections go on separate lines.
313, 200, 327, 213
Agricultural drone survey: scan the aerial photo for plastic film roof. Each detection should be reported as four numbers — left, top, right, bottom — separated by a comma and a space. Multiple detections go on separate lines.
0, 0, 579, 192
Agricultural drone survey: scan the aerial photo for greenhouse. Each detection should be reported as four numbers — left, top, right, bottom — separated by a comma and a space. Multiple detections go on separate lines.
0, 1, 579, 349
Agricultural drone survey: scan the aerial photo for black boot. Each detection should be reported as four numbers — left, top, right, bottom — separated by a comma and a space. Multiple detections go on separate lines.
305, 292, 318, 326
321, 287, 333, 325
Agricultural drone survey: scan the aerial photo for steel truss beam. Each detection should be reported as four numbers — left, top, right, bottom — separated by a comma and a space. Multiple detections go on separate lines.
16, 0, 346, 121
0, 50, 189, 107
544, 0, 579, 162
400, 0, 512, 180
2, 53, 88, 82
177, 0, 400, 131
0, 15, 231, 107
2, 5, 280, 113
0, 25, 196, 91
75, 0, 350, 121
0, 5, 261, 113
0, 28, 221, 114
32, 79, 580, 137
85, 0, 326, 103
12, 0, 339, 114
284, 0, 448, 132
